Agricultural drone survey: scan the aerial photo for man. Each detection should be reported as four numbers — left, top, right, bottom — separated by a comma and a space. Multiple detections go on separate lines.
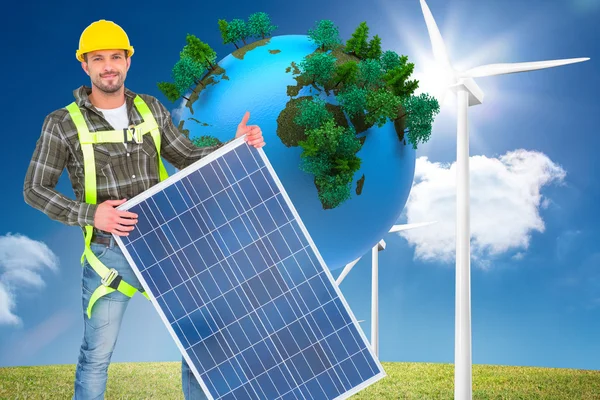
23, 19, 264, 399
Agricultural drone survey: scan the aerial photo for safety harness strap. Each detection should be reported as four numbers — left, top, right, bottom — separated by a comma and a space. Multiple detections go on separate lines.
66, 103, 97, 267
66, 96, 167, 318
133, 95, 169, 181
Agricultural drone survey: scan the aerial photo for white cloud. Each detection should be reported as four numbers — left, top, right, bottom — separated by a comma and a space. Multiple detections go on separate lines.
2, 269, 45, 288
170, 98, 188, 127
0, 284, 18, 325
397, 149, 567, 268
0, 233, 59, 325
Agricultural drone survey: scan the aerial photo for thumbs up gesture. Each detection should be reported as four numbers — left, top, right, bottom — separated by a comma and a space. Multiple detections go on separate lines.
235, 111, 265, 148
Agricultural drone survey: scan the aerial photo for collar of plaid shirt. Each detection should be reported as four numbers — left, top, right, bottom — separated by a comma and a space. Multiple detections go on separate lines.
74, 84, 139, 120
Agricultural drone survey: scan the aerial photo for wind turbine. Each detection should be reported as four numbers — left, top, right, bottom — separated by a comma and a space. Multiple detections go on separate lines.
336, 221, 437, 356
417, 1, 589, 398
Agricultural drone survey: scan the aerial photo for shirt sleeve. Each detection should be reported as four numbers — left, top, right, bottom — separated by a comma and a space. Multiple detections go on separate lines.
23, 115, 98, 226
156, 101, 234, 170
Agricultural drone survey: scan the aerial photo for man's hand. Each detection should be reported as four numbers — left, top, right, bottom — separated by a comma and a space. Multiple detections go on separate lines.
94, 199, 138, 236
235, 111, 265, 148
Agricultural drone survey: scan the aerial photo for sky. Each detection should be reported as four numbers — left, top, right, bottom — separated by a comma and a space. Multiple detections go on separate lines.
1, 0, 599, 381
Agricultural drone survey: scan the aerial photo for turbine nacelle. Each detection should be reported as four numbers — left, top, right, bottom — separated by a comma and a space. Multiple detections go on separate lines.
448, 77, 484, 107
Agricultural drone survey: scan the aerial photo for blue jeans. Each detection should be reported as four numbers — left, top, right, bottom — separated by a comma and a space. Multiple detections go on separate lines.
73, 232, 208, 399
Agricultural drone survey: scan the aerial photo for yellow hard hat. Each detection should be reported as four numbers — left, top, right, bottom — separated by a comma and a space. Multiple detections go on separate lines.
76, 19, 134, 62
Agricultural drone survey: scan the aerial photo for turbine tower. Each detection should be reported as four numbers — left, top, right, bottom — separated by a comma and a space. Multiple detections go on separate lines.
417, 1, 589, 398
336, 221, 437, 356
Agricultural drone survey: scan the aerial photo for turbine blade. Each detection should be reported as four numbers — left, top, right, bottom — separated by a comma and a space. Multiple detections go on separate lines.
462, 57, 590, 78
335, 257, 362, 285
389, 221, 437, 233
419, 0, 452, 69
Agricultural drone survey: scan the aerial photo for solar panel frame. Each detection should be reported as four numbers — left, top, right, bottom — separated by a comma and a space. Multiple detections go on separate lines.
113, 136, 386, 399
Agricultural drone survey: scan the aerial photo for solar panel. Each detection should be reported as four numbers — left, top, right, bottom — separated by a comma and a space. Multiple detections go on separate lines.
114, 137, 386, 399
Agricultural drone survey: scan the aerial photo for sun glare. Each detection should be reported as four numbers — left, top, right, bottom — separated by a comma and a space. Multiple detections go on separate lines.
412, 60, 457, 107
379, 0, 549, 116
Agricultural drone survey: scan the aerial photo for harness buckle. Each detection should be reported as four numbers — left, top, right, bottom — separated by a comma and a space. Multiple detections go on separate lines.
123, 125, 143, 143
101, 268, 122, 289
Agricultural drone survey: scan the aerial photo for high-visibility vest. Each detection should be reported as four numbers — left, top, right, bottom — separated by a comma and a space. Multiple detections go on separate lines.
65, 95, 169, 318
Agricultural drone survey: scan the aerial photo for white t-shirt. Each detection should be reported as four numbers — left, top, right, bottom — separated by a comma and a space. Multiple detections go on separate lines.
96, 102, 129, 148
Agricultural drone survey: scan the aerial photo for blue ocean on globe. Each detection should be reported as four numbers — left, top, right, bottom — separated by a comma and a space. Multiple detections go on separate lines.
176, 34, 416, 271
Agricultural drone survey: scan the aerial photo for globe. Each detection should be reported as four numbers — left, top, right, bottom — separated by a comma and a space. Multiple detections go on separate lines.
177, 35, 416, 271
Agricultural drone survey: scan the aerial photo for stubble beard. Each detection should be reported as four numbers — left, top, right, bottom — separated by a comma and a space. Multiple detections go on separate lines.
93, 72, 125, 94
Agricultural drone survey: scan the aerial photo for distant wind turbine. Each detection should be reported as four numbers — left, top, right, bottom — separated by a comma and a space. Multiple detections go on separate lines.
336, 221, 437, 357
418, 1, 589, 399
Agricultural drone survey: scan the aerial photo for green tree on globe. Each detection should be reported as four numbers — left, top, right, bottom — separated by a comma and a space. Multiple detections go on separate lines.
307, 19, 342, 51
180, 33, 218, 71
248, 12, 277, 39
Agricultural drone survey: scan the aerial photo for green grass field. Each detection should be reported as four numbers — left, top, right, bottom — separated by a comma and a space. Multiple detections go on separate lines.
0, 361, 598, 399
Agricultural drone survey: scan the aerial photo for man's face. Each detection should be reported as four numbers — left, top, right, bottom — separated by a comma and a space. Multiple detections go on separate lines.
82, 50, 130, 94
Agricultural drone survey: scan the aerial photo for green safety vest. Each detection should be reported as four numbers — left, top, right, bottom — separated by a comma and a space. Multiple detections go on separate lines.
66, 95, 169, 319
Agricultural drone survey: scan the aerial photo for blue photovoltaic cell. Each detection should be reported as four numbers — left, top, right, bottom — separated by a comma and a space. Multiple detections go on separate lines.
115, 138, 385, 400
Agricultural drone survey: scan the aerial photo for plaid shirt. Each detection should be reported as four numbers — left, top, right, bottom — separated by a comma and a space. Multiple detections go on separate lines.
24, 85, 230, 229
